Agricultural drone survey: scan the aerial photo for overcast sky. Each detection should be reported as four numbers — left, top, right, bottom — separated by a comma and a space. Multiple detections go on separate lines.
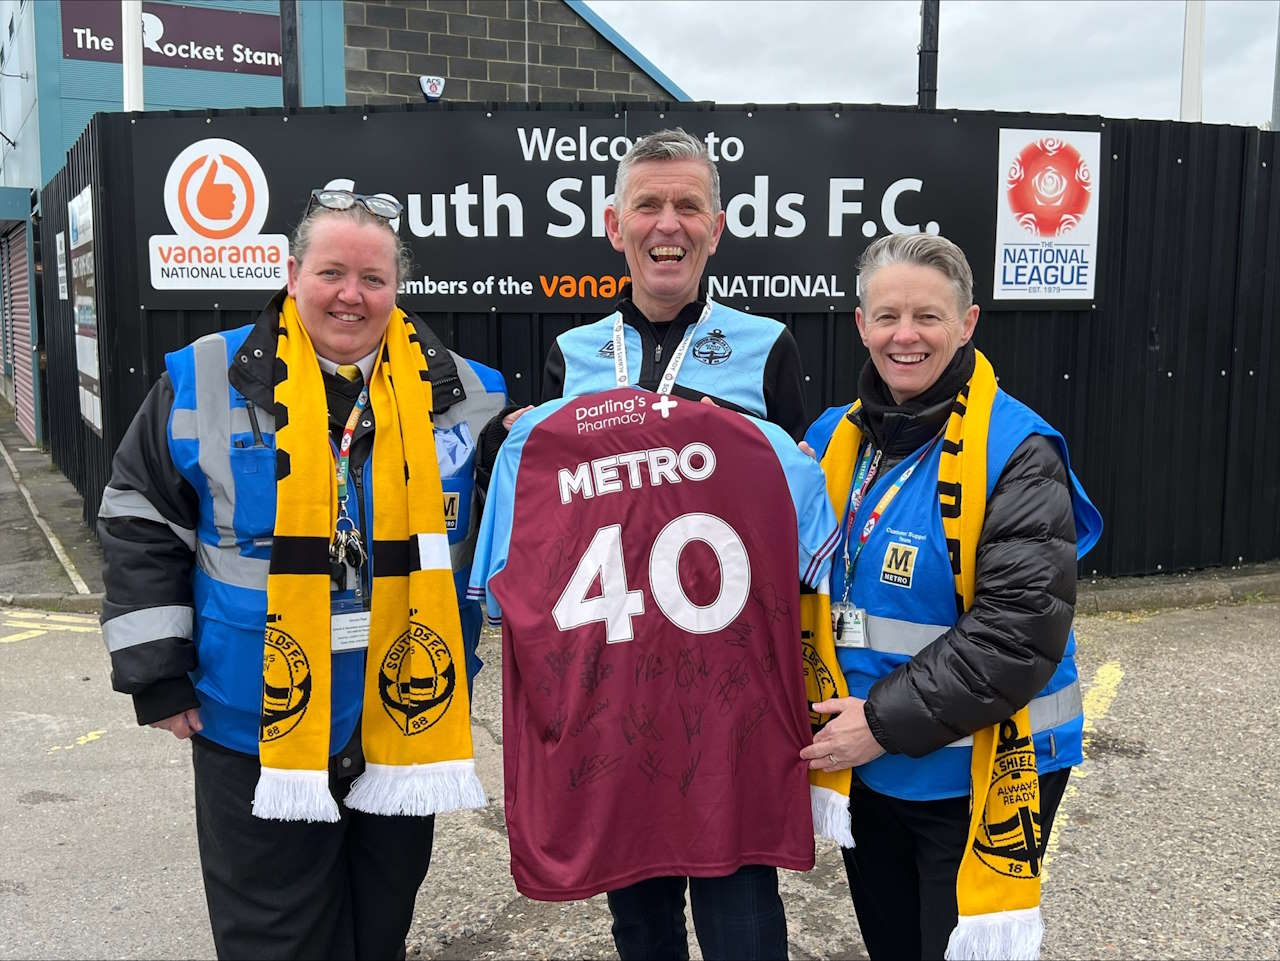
584, 0, 1280, 128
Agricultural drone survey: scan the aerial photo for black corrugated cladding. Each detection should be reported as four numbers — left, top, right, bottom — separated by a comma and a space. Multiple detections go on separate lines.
36, 108, 1280, 576
1222, 127, 1280, 569
39, 124, 118, 527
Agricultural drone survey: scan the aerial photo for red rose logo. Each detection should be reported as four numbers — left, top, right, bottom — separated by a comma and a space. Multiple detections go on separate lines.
1006, 138, 1092, 238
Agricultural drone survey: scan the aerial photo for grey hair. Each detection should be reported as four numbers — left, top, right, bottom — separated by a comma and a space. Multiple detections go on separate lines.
857, 233, 974, 313
614, 127, 721, 216
290, 203, 412, 284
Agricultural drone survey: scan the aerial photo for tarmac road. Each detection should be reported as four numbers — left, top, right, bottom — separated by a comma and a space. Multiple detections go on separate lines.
1, 601, 1277, 961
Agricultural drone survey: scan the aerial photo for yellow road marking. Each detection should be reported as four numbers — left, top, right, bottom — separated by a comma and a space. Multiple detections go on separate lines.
1042, 660, 1124, 882
9, 611, 98, 625
2, 618, 99, 634
0, 628, 47, 644
2, 609, 97, 624
48, 729, 108, 753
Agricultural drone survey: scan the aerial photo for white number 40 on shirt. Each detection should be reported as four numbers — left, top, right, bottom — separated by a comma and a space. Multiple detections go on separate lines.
553, 512, 751, 643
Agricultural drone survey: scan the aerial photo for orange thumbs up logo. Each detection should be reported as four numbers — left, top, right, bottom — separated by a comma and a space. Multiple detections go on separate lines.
176, 153, 254, 238
195, 157, 237, 221
163, 138, 270, 240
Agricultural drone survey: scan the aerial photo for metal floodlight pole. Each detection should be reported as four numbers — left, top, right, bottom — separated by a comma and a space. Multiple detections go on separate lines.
918, 0, 939, 111
280, 0, 301, 110
1271, 2, 1279, 130
1180, 0, 1205, 122
121, 0, 144, 112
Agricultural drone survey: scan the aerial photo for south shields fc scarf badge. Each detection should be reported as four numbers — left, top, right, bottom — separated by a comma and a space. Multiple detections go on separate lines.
814, 351, 1047, 960
252, 296, 485, 823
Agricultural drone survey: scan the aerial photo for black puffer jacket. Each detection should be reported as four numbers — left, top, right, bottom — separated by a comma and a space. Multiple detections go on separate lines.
854, 344, 1079, 758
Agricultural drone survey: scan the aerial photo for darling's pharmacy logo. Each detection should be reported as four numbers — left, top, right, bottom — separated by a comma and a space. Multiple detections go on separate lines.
1005, 137, 1093, 238
148, 138, 289, 290
992, 128, 1101, 301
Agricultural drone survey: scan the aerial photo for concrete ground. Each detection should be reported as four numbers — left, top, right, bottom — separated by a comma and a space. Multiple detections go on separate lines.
1, 398, 1278, 959
2, 602, 1278, 960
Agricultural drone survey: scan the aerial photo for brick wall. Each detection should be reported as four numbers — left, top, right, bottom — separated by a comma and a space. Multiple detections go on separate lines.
344, 0, 671, 105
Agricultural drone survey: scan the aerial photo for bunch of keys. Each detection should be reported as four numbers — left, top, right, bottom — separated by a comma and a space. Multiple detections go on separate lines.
329, 513, 366, 592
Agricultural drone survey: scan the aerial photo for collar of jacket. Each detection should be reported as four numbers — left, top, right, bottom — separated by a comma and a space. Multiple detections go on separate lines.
851, 340, 976, 458
616, 290, 708, 354
227, 287, 466, 413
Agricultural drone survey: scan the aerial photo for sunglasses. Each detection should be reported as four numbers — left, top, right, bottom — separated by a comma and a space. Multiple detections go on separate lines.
306, 188, 403, 221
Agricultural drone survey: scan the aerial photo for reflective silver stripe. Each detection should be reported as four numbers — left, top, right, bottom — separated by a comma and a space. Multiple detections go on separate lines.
859, 613, 1084, 748
103, 605, 195, 653
947, 682, 1083, 748
180, 406, 256, 438
171, 408, 198, 441
98, 486, 197, 551
1030, 681, 1083, 732
864, 614, 951, 656
230, 407, 253, 436
192, 334, 238, 548
197, 541, 269, 590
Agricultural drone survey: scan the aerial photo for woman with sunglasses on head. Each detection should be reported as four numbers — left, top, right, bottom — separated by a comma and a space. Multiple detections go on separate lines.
97, 189, 508, 960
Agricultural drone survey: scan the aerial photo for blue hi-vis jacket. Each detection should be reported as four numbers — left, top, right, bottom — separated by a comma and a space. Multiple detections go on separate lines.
805, 390, 1102, 801
557, 301, 789, 422
159, 323, 505, 755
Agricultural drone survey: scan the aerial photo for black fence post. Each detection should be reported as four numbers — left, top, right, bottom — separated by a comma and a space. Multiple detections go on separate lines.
918, 0, 939, 111
280, 0, 300, 109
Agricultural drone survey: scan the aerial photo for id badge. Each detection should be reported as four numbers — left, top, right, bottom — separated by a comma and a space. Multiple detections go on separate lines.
832, 602, 867, 648
331, 590, 369, 652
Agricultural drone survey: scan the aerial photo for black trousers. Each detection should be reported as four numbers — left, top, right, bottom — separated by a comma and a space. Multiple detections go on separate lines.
605, 865, 788, 961
842, 767, 1070, 961
191, 736, 435, 961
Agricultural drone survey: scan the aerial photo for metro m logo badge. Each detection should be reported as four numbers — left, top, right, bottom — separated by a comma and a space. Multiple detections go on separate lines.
880, 542, 918, 588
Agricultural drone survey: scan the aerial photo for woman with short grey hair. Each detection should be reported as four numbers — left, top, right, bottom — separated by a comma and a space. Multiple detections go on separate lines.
802, 232, 1102, 959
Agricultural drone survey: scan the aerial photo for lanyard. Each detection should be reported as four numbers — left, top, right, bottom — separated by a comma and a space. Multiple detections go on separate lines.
613, 299, 714, 396
334, 385, 370, 509
839, 431, 944, 604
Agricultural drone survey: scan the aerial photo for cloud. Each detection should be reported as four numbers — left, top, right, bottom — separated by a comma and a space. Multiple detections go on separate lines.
586, 0, 1279, 127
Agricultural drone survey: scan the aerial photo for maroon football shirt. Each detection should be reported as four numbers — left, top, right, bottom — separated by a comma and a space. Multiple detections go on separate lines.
480, 388, 834, 900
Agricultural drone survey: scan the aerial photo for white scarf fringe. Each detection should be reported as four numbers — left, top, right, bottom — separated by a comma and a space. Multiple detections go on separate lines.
252, 767, 340, 823
344, 759, 488, 816
945, 906, 1044, 961
810, 784, 854, 848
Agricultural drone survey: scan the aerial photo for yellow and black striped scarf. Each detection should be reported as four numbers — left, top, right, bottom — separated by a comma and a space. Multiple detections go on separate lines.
252, 296, 485, 822
814, 351, 1045, 959
802, 585, 854, 847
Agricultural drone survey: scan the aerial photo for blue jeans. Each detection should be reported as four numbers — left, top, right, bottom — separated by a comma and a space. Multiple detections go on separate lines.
605, 865, 788, 961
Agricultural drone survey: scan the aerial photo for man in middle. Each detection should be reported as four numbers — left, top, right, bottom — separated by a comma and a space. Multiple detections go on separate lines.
473, 128, 825, 960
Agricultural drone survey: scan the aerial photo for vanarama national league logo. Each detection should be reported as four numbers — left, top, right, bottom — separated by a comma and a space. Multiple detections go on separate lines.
148, 138, 289, 290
